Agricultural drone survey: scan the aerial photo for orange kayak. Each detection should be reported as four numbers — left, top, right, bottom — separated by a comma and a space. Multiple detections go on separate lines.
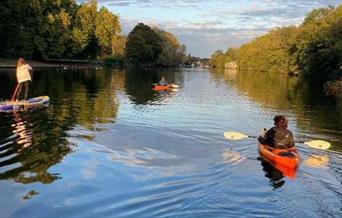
153, 85, 171, 91
258, 143, 300, 169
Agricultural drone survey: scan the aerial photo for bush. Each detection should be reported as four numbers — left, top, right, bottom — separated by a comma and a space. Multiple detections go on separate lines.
324, 79, 342, 97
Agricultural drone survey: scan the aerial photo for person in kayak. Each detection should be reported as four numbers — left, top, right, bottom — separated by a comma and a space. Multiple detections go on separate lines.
258, 115, 295, 149
159, 77, 168, 86
16, 58, 33, 101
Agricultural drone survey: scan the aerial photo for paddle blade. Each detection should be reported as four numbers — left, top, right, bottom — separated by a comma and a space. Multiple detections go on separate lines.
171, 84, 179, 88
304, 140, 331, 150
303, 155, 329, 169
224, 131, 249, 140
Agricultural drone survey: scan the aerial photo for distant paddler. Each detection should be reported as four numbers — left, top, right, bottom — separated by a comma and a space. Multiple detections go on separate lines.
159, 77, 179, 88
152, 77, 179, 91
159, 76, 168, 86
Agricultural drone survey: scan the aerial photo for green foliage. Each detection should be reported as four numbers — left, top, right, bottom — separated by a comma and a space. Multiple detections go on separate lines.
0, 0, 183, 64
209, 50, 225, 68
95, 7, 121, 55
153, 27, 186, 67
210, 4, 342, 88
0, 0, 124, 60
325, 79, 342, 97
0, 0, 79, 59
72, 0, 98, 58
293, 5, 342, 81
112, 35, 127, 57
125, 23, 162, 65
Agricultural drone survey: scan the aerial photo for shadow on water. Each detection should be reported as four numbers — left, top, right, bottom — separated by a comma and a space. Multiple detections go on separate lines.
259, 158, 286, 189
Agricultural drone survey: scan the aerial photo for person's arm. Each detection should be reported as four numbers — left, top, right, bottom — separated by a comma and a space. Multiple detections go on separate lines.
258, 128, 267, 144
287, 131, 295, 148
27, 64, 33, 80
259, 128, 274, 146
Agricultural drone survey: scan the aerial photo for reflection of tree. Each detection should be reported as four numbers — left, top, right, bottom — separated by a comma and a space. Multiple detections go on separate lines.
0, 68, 120, 184
32, 68, 119, 127
124, 67, 159, 104
211, 68, 342, 149
228, 69, 299, 109
124, 67, 183, 105
0, 69, 17, 100
0, 109, 70, 184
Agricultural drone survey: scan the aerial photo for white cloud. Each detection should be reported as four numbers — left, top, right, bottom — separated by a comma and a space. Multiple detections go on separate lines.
77, 0, 342, 57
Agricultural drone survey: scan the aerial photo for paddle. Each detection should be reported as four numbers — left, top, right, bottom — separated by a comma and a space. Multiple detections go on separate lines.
11, 84, 19, 101
223, 131, 331, 150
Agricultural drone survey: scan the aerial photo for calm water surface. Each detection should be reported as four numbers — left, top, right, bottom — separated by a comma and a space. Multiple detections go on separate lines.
0, 67, 341, 217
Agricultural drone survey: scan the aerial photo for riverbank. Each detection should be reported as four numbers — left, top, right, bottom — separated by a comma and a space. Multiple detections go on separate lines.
0, 58, 103, 68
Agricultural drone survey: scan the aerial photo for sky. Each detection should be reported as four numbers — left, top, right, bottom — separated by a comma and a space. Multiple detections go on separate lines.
79, 0, 342, 57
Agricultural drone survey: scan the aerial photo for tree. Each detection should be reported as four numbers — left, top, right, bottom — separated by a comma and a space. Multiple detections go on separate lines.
72, 0, 98, 57
153, 27, 185, 66
125, 23, 162, 65
95, 7, 121, 55
0, 0, 78, 58
209, 50, 225, 68
112, 35, 126, 57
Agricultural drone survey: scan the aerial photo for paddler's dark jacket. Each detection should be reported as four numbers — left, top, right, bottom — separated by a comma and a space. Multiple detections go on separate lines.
258, 127, 295, 149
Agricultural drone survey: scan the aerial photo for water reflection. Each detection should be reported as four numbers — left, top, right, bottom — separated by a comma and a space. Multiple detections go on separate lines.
211, 68, 342, 151
12, 111, 32, 151
0, 68, 120, 184
0, 67, 341, 217
303, 154, 330, 169
259, 158, 286, 189
22, 190, 39, 200
124, 67, 182, 105
0, 110, 68, 184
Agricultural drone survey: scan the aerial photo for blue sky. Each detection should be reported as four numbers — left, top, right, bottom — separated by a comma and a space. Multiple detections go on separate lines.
79, 0, 342, 57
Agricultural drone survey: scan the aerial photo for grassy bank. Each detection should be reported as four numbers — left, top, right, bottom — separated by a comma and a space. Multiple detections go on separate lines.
0, 58, 103, 68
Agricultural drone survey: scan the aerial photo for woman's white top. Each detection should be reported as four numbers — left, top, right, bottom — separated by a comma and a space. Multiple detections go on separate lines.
16, 64, 32, 83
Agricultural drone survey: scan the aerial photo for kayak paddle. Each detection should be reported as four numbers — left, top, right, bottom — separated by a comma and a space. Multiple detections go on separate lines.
223, 131, 331, 150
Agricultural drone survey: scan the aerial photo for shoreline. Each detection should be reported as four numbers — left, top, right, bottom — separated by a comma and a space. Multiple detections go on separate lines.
0, 58, 102, 68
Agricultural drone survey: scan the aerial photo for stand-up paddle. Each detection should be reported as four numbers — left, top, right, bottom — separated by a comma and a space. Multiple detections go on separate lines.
11, 84, 19, 101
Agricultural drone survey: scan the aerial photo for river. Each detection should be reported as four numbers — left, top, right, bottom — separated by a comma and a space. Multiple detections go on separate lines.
0, 67, 341, 217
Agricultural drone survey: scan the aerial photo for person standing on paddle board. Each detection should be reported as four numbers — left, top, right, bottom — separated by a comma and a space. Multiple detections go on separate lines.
258, 115, 295, 149
159, 77, 168, 86
16, 58, 33, 101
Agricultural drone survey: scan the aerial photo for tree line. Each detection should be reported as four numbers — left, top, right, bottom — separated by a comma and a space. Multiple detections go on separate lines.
210, 5, 342, 95
0, 0, 187, 67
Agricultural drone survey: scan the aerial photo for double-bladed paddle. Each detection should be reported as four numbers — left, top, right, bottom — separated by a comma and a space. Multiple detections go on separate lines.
223, 131, 331, 150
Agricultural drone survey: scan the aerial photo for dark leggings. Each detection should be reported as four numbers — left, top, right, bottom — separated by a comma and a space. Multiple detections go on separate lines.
16, 81, 30, 100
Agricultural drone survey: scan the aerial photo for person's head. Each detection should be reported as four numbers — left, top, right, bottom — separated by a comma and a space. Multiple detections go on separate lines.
17, 58, 25, 68
161, 76, 165, 81
274, 115, 288, 129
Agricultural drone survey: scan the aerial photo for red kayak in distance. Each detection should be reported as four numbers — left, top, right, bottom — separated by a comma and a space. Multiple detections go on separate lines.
153, 85, 171, 91
152, 84, 178, 91
258, 143, 300, 179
